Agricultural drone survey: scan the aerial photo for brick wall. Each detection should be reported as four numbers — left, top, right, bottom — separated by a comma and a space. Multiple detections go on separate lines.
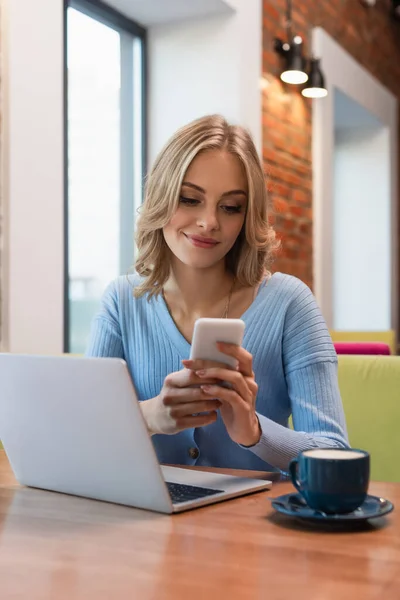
263, 0, 400, 292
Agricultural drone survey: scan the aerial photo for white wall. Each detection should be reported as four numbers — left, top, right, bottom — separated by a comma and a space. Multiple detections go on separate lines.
1, 0, 262, 354
312, 27, 398, 338
148, 2, 261, 164
1, 0, 65, 354
333, 126, 390, 330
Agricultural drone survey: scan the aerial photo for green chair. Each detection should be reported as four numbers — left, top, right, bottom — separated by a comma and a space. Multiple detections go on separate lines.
338, 355, 400, 483
289, 355, 399, 482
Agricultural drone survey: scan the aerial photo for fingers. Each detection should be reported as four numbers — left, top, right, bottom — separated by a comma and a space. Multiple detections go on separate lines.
247, 378, 259, 397
169, 399, 221, 419
176, 411, 218, 430
164, 368, 218, 390
162, 385, 219, 406
201, 384, 249, 411
216, 342, 254, 377
196, 367, 250, 401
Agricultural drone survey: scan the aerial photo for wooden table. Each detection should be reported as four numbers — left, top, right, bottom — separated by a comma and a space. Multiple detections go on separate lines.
0, 450, 399, 599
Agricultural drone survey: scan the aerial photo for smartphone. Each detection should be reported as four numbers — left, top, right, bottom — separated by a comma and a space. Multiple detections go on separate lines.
190, 318, 245, 369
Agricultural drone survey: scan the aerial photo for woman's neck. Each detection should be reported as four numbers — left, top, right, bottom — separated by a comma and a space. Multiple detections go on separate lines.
163, 260, 234, 319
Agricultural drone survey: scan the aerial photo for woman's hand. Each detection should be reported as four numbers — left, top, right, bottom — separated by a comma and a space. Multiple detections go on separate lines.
140, 368, 221, 436
182, 343, 261, 447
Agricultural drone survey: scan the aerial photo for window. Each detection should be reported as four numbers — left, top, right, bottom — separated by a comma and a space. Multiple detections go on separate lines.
65, 0, 146, 353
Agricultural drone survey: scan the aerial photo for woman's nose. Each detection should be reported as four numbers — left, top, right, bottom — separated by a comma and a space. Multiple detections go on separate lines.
196, 208, 219, 231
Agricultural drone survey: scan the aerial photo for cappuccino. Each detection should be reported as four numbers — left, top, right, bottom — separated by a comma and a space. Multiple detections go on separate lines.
304, 449, 365, 460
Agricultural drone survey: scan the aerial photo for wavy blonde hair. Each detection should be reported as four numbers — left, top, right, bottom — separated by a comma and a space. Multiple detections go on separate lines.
134, 114, 279, 298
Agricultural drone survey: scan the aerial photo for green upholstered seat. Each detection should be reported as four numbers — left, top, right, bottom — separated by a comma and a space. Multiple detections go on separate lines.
338, 355, 400, 483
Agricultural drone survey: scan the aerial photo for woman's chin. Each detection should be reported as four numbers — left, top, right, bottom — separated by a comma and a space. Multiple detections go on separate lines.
173, 253, 224, 270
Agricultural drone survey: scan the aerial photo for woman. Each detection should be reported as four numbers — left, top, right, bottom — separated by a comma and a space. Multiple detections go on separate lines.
86, 114, 348, 472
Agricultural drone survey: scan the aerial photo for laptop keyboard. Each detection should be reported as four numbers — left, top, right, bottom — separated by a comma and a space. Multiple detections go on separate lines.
166, 481, 224, 504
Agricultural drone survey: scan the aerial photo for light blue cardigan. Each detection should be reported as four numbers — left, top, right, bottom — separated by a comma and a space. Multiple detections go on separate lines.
86, 272, 348, 472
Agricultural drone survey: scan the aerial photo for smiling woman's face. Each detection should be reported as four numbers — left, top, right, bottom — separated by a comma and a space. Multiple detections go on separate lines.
162, 149, 248, 271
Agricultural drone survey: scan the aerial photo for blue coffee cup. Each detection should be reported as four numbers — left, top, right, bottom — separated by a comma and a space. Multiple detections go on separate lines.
289, 448, 370, 514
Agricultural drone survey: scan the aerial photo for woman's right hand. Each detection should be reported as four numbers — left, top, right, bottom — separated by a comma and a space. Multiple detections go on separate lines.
140, 367, 221, 435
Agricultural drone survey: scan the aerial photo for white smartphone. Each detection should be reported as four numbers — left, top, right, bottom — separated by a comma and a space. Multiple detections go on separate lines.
190, 318, 245, 369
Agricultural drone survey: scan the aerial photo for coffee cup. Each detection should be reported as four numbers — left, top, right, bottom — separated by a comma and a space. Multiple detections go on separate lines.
289, 448, 370, 514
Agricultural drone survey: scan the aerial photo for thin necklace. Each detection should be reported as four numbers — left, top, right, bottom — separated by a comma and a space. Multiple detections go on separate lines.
221, 277, 236, 319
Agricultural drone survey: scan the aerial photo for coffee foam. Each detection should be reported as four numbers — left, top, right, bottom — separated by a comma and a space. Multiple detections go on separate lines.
303, 449, 365, 460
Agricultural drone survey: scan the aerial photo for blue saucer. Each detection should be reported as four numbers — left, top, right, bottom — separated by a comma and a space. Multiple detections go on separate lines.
271, 492, 394, 523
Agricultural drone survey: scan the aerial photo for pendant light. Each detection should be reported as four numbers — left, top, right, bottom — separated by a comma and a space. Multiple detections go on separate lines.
273, 0, 328, 98
302, 58, 328, 98
280, 36, 308, 85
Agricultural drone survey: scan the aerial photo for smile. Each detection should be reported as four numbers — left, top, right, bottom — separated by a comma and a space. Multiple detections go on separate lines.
184, 234, 220, 249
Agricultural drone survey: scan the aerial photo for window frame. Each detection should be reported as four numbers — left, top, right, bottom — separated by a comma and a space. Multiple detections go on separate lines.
63, 0, 147, 352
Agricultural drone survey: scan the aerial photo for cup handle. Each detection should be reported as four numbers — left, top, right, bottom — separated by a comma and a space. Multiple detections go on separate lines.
289, 457, 301, 492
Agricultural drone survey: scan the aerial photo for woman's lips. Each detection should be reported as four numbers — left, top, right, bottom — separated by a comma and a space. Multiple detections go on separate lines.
184, 234, 220, 249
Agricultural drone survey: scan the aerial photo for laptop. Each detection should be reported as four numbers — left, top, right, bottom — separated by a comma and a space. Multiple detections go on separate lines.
0, 354, 272, 513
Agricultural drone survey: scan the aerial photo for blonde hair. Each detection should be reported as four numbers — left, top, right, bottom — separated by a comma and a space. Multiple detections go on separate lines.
134, 114, 279, 298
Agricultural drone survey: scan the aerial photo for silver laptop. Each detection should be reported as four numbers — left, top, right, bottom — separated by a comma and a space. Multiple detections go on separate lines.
0, 354, 271, 513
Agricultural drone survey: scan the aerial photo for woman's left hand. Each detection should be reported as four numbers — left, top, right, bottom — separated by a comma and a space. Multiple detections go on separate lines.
182, 343, 261, 447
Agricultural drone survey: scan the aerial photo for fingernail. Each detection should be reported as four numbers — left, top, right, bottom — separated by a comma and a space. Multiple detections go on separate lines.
182, 359, 192, 366
196, 370, 206, 376
201, 385, 212, 392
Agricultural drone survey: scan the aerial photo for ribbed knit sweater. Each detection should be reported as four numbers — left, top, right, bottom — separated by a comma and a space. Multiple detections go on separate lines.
86, 272, 348, 472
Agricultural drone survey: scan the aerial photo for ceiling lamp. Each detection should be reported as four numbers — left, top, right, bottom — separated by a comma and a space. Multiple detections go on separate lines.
273, 0, 327, 98
302, 59, 328, 98
275, 35, 308, 85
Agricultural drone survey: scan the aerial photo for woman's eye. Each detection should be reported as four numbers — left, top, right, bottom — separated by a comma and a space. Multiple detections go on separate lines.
221, 205, 242, 214
179, 196, 200, 206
